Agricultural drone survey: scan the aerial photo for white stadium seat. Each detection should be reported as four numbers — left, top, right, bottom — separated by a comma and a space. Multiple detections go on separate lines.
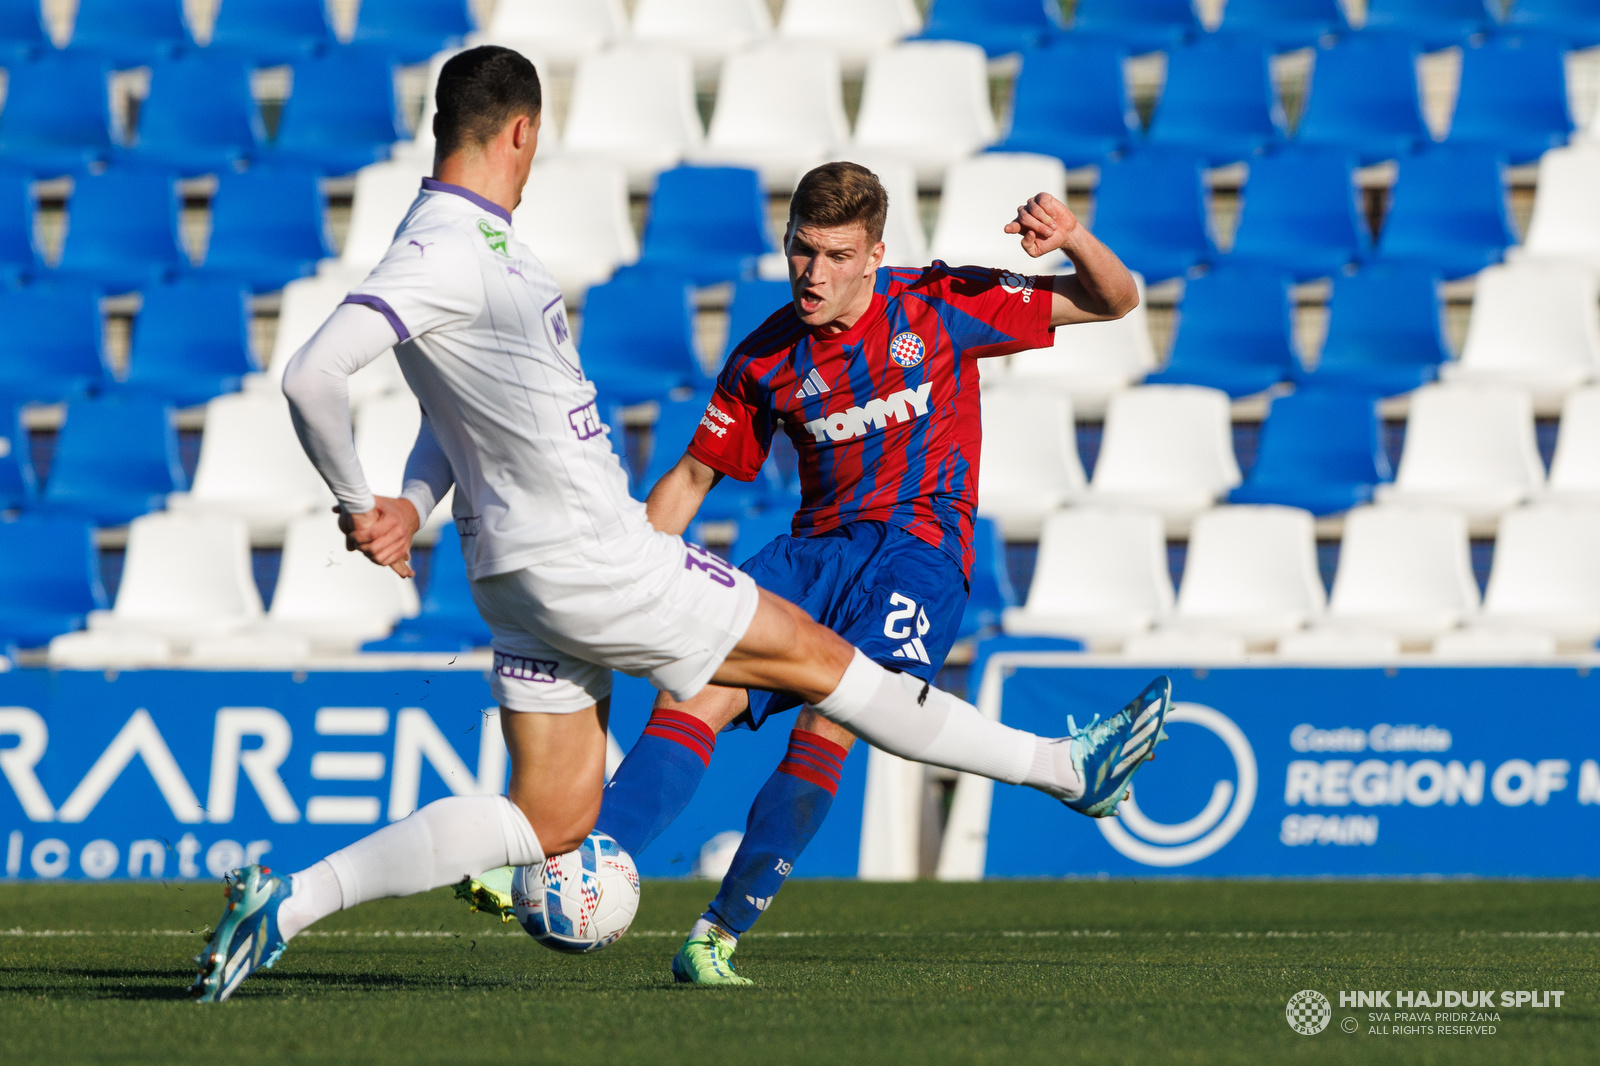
187, 632, 314, 667
1477, 505, 1600, 644
1431, 628, 1558, 661
254, 274, 407, 409
976, 386, 1085, 538
1440, 261, 1600, 403
561, 46, 703, 191
1005, 273, 1155, 416
696, 43, 850, 192
1123, 629, 1249, 663
47, 630, 174, 668
1546, 386, 1600, 504
1520, 143, 1600, 272
473, 0, 627, 68
631, 0, 772, 74
257, 515, 419, 651
1168, 505, 1325, 642
1376, 383, 1545, 523
852, 42, 996, 188
929, 153, 1069, 274
513, 159, 637, 297
1001, 508, 1174, 645
338, 158, 431, 273
353, 391, 455, 536
1085, 384, 1241, 531
83, 513, 262, 642
778, 0, 921, 73
1325, 506, 1479, 641
1276, 628, 1401, 662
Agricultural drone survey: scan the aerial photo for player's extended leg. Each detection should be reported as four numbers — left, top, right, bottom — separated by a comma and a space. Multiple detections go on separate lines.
190, 702, 607, 1002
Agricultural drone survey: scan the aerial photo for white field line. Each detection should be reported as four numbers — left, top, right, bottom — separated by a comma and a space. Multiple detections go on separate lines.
4, 928, 1600, 940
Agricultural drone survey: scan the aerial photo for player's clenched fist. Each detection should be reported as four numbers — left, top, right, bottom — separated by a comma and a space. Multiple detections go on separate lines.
339, 497, 420, 578
1004, 191, 1081, 259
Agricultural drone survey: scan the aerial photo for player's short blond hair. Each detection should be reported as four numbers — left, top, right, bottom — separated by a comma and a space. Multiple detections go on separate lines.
788, 162, 888, 246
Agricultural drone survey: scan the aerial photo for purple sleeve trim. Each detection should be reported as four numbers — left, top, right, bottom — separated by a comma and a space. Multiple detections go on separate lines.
342, 293, 410, 342
419, 177, 514, 225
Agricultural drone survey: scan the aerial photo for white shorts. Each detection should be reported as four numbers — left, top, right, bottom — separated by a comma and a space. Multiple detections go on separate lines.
469, 524, 761, 714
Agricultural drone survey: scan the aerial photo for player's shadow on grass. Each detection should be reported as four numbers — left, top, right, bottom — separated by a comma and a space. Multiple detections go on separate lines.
0, 966, 197, 1001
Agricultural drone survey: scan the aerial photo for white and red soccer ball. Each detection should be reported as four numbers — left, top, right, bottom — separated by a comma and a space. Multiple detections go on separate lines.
512, 830, 640, 953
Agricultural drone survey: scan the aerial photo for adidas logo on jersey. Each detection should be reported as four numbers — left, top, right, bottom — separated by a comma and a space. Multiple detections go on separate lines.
892, 638, 932, 665
801, 382, 934, 443
794, 368, 832, 399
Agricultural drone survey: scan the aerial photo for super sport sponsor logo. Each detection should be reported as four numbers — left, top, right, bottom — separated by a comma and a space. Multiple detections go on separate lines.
699, 402, 735, 438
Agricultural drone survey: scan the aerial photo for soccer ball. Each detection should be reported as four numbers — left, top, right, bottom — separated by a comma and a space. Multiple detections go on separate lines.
512, 831, 640, 953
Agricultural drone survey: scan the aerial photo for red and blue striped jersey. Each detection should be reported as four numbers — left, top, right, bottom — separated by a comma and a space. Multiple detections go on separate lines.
687, 263, 1054, 575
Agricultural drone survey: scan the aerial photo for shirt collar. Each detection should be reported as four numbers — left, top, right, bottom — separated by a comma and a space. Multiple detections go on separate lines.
419, 177, 513, 225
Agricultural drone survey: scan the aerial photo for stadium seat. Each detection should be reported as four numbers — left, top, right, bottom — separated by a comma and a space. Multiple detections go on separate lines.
976, 386, 1086, 538
39, 396, 185, 525
1323, 505, 1479, 640
852, 41, 995, 187
722, 279, 793, 359
67, 0, 193, 66
1277, 628, 1401, 662
1087, 152, 1213, 283
1294, 39, 1429, 164
199, 167, 332, 292
0, 0, 49, 59
1084, 384, 1242, 530
778, 0, 921, 73
473, 0, 626, 68
1069, 0, 1201, 52
0, 403, 34, 509
1360, 0, 1498, 48
1215, 0, 1350, 49
363, 524, 490, 652
1519, 143, 1600, 273
1145, 266, 1296, 398
255, 274, 408, 407
1370, 146, 1514, 280
351, 0, 474, 64
79, 512, 261, 641
917, 0, 1057, 56
1503, 0, 1600, 48
0, 52, 115, 175
1445, 38, 1572, 164
0, 283, 108, 403
1000, 508, 1175, 645
632, 392, 772, 518
50, 168, 185, 292
1005, 275, 1154, 415
696, 43, 849, 192
119, 52, 265, 176
1122, 628, 1249, 662
580, 273, 708, 404
1299, 266, 1447, 395
260, 513, 418, 649
991, 40, 1135, 168
636, 166, 772, 286
1474, 505, 1600, 644
1547, 387, 1600, 505
1430, 627, 1557, 660
1376, 383, 1545, 521
0, 164, 33, 280
1440, 261, 1600, 402
268, 48, 404, 176
352, 390, 453, 534
336, 160, 428, 273
208, 0, 337, 64
957, 515, 1015, 639
719, 507, 793, 565
1145, 40, 1285, 166
1166, 505, 1325, 642
120, 279, 254, 407
1226, 147, 1368, 280
1229, 390, 1392, 515
930, 153, 1068, 273
561, 46, 703, 191
165, 391, 331, 540
0, 518, 106, 649
632, 0, 772, 72
512, 160, 637, 298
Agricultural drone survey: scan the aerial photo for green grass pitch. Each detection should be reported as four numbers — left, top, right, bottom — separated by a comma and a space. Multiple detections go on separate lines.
2, 880, 1596, 1064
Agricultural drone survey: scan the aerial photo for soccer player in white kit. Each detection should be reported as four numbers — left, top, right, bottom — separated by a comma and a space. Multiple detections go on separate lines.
190, 47, 1170, 1001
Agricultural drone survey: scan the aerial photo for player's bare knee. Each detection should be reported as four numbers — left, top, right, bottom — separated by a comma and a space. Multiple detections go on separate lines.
796, 708, 856, 750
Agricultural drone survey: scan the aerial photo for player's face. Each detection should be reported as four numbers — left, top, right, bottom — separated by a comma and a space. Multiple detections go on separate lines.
785, 219, 885, 332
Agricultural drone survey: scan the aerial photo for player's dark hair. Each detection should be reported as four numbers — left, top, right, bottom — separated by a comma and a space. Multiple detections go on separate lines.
788, 162, 889, 245
432, 46, 542, 159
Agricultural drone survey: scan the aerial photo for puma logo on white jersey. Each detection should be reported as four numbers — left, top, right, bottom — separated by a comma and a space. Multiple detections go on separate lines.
801, 382, 934, 443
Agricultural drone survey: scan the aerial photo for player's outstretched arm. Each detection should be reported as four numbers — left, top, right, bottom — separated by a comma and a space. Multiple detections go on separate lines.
645, 452, 723, 536
1004, 191, 1139, 327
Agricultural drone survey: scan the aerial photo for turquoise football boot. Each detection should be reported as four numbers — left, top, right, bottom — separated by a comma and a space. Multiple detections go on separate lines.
190, 864, 290, 1003
1064, 675, 1172, 818
671, 925, 753, 986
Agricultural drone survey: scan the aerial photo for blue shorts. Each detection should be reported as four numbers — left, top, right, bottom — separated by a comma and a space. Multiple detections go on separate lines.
733, 520, 969, 731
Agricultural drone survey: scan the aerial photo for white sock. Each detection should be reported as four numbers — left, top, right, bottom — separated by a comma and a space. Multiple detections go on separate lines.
809, 650, 1084, 797
276, 795, 543, 941
688, 916, 733, 942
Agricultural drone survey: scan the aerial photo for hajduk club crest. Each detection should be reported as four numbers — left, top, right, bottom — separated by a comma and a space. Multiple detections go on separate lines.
889, 332, 925, 368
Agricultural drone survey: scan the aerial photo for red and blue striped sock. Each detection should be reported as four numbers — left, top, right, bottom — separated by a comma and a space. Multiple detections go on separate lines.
594, 708, 716, 858
705, 729, 849, 937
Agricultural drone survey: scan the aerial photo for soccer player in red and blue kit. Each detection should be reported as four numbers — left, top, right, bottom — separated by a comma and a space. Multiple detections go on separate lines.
593, 162, 1141, 984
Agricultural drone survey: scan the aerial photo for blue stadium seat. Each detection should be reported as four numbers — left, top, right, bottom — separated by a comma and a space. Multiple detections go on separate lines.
0, 517, 108, 648
1069, 0, 1201, 52
1216, 0, 1351, 49
199, 167, 332, 291
631, 392, 771, 520
991, 40, 1136, 167
38, 396, 185, 525
0, 283, 108, 403
722, 279, 793, 360
1145, 39, 1285, 165
67, 0, 194, 66
726, 508, 795, 567
362, 524, 491, 652
51, 168, 185, 292
1445, 38, 1572, 164
1505, 0, 1600, 48
1229, 390, 1391, 515
637, 166, 773, 287
0, 53, 115, 175
1144, 266, 1296, 397
352, 0, 474, 64
1089, 151, 1215, 283
581, 273, 710, 405
0, 403, 35, 510
1227, 147, 1368, 280
1371, 146, 1514, 279
1297, 265, 1448, 395
958, 515, 1016, 640
918, 0, 1058, 56
0, 0, 49, 59
0, 165, 35, 282
268, 48, 403, 176
209, 0, 337, 63
1361, 0, 1497, 48
1294, 39, 1429, 164
119, 279, 254, 407
119, 52, 266, 175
